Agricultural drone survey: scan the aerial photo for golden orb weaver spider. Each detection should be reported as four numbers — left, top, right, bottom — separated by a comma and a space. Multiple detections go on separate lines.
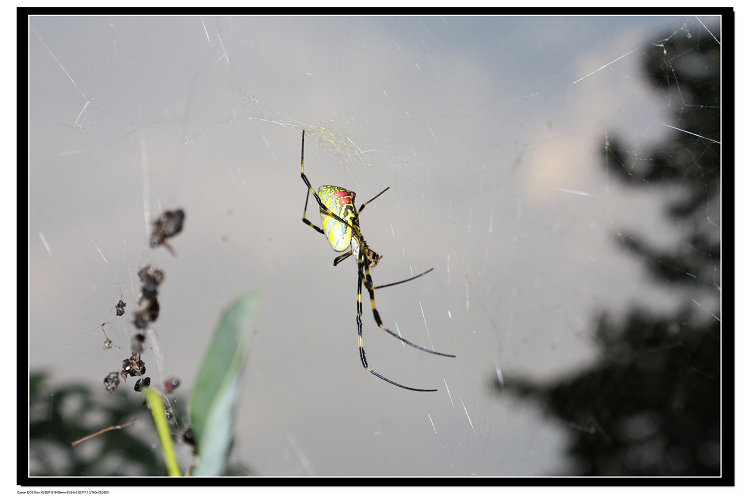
299, 130, 454, 392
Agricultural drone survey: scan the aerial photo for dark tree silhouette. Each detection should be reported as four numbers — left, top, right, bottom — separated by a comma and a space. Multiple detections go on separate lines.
493, 24, 724, 476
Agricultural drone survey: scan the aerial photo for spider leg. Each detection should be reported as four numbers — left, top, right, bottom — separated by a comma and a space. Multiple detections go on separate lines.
357, 257, 437, 392
301, 186, 325, 235
300, 130, 357, 235
357, 186, 390, 214
362, 254, 455, 358
334, 251, 353, 266
372, 267, 434, 290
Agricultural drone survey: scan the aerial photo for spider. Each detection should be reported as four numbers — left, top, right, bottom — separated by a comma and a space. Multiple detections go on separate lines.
299, 130, 454, 392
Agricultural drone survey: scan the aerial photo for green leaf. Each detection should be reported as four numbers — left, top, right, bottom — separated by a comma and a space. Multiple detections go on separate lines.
190, 290, 262, 476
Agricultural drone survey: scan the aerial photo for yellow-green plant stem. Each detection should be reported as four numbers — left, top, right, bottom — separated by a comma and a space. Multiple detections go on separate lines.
144, 388, 181, 476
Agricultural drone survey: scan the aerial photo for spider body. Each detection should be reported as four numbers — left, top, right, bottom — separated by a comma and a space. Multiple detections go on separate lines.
318, 185, 358, 253
300, 130, 453, 392
317, 185, 382, 268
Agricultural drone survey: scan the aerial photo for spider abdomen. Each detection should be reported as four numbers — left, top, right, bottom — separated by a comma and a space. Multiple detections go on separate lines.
318, 185, 359, 252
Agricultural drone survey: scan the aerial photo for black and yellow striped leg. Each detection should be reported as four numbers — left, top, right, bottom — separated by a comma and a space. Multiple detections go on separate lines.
361, 254, 455, 359
302, 187, 325, 235
356, 254, 437, 392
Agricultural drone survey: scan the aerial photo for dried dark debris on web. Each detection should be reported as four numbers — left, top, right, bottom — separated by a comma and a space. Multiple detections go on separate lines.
149, 209, 185, 256
83, 209, 188, 447
103, 371, 120, 393
132, 265, 163, 329
101, 208, 185, 394
99, 322, 114, 350
134, 376, 151, 392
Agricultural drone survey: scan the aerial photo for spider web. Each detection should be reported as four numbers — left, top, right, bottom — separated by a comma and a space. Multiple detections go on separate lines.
26, 14, 728, 480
